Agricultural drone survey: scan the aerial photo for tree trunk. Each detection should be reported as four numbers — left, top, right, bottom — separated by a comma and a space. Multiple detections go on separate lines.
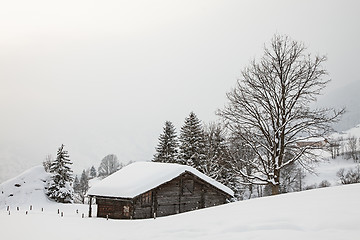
271, 184, 280, 195
272, 168, 281, 195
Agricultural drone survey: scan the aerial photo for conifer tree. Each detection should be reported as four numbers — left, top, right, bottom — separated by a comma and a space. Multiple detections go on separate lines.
47, 144, 74, 203
73, 175, 80, 193
201, 122, 239, 197
89, 166, 97, 179
79, 170, 89, 203
179, 112, 206, 171
203, 123, 232, 180
153, 121, 179, 163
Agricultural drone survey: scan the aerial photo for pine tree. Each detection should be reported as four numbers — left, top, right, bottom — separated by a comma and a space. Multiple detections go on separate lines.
203, 123, 231, 179
153, 121, 179, 163
79, 170, 89, 203
203, 122, 239, 197
179, 112, 206, 171
47, 144, 74, 203
89, 166, 97, 179
73, 175, 80, 193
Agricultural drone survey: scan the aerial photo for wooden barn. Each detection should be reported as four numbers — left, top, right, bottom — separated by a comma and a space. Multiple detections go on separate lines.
87, 162, 234, 219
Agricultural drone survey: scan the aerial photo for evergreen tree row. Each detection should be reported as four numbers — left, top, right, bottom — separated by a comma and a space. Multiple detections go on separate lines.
152, 112, 239, 197
153, 112, 206, 169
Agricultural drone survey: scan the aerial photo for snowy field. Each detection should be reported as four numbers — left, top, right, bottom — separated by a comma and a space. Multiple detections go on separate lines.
1, 166, 359, 240
0, 184, 359, 240
304, 155, 359, 187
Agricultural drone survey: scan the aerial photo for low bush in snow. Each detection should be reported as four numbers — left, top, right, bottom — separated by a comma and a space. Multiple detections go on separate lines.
318, 180, 331, 188
337, 166, 360, 185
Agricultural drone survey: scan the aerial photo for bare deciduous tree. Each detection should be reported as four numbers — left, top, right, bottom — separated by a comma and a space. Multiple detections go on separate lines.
218, 34, 344, 195
347, 136, 359, 161
98, 154, 122, 178
43, 154, 53, 173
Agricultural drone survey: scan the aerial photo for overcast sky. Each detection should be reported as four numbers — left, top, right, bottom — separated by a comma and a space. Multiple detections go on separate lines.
1, 0, 359, 183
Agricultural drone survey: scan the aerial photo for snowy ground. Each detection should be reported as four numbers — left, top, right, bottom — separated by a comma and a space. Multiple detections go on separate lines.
1, 165, 360, 240
0, 183, 359, 240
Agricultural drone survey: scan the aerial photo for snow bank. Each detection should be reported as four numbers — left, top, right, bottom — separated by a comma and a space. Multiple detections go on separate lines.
88, 161, 234, 198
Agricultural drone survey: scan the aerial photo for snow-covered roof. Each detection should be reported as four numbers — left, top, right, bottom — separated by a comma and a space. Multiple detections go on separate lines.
296, 137, 327, 143
88, 162, 234, 198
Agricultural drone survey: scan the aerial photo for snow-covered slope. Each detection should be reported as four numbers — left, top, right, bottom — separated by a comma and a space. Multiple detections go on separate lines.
300, 124, 360, 187
0, 165, 52, 209
1, 183, 359, 240
304, 155, 359, 187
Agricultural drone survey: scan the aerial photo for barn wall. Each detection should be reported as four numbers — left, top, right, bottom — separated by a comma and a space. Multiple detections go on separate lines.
203, 187, 227, 208
133, 197, 153, 219
155, 178, 180, 217
132, 172, 230, 219
96, 198, 133, 219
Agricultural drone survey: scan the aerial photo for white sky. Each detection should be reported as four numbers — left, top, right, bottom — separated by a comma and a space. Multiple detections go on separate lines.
1, 0, 359, 182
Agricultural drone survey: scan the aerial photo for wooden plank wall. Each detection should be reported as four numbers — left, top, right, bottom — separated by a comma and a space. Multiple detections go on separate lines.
133, 172, 228, 219
96, 198, 133, 219
96, 171, 230, 219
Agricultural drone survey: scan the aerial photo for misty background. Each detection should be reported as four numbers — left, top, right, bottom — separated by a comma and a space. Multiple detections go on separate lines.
1, 0, 359, 183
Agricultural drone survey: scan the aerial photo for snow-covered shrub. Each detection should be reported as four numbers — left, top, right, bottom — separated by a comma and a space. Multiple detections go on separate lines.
304, 184, 317, 190
337, 166, 360, 185
318, 180, 331, 188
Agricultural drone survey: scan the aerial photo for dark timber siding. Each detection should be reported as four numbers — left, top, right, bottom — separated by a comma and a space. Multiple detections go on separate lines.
96, 198, 133, 219
92, 171, 231, 220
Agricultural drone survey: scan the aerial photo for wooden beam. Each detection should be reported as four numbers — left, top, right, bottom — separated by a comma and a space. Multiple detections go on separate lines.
88, 196, 92, 217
